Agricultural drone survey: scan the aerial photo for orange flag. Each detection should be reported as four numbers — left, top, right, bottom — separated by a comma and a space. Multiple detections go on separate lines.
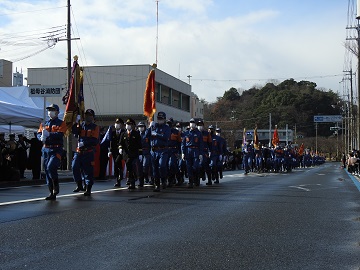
143, 69, 156, 121
298, 143, 304, 156
272, 125, 279, 147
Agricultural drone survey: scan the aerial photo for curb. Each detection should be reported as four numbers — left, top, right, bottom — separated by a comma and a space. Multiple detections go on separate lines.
344, 169, 360, 192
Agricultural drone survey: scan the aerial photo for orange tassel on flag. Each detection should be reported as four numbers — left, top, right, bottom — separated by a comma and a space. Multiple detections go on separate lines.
254, 126, 259, 150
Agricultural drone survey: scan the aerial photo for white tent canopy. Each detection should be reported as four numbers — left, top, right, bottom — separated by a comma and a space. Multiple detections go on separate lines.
0, 125, 25, 134
0, 86, 63, 127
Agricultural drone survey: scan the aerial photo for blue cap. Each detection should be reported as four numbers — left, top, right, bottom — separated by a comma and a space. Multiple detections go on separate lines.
157, 111, 166, 119
46, 104, 59, 111
216, 128, 221, 132
208, 125, 215, 129
137, 121, 146, 127
189, 118, 195, 123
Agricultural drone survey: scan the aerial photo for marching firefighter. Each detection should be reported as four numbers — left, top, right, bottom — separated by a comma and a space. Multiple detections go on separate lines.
150, 111, 171, 192
37, 104, 67, 200
118, 118, 142, 189
181, 118, 203, 188
167, 118, 182, 187
72, 109, 100, 196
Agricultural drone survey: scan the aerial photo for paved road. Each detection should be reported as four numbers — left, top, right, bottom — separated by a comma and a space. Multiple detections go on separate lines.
1, 163, 360, 270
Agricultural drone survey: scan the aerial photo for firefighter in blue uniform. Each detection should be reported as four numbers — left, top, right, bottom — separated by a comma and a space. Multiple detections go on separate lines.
208, 125, 222, 184
137, 121, 151, 187
118, 118, 142, 189
37, 104, 67, 200
273, 144, 284, 172
181, 118, 203, 188
167, 118, 182, 187
198, 120, 212, 182
215, 127, 227, 180
72, 109, 100, 196
175, 122, 186, 186
150, 111, 171, 191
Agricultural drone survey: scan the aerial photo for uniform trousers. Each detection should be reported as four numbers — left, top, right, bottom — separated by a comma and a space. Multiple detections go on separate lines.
43, 147, 62, 187
72, 151, 95, 186
151, 149, 168, 180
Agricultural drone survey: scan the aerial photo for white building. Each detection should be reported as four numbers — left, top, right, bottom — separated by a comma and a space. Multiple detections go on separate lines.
27, 64, 203, 126
13, 68, 23, 86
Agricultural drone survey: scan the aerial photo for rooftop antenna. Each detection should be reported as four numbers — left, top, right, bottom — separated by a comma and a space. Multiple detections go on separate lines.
155, 0, 159, 67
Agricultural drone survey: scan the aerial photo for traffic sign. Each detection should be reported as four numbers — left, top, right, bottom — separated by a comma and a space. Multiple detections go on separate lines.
29, 85, 63, 97
313, 115, 342, 123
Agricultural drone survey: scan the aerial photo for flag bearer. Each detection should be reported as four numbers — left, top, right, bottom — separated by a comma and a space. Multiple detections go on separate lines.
72, 109, 100, 196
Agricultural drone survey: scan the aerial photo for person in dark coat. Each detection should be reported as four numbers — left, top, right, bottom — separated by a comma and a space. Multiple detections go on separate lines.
118, 118, 142, 189
24, 132, 43, 179
16, 134, 28, 179
109, 118, 125, 187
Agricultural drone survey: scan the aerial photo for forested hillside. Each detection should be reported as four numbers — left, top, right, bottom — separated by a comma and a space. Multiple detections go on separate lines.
204, 78, 344, 138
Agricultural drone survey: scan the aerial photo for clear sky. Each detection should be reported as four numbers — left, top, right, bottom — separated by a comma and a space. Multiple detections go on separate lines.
0, 0, 355, 102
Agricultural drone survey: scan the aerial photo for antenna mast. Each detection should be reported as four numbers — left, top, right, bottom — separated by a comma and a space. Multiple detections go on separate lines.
155, 0, 159, 66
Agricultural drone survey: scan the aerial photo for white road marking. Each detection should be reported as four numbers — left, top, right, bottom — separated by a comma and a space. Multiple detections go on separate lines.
289, 186, 311, 192
0, 187, 130, 206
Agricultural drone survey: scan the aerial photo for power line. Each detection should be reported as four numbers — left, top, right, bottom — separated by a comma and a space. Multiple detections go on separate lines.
0, 6, 66, 16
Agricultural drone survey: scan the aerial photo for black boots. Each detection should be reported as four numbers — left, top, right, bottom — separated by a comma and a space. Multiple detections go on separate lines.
114, 180, 121, 187
128, 179, 136, 189
73, 182, 85, 192
153, 178, 160, 192
53, 179, 60, 195
138, 177, 144, 188
84, 185, 92, 196
45, 185, 56, 200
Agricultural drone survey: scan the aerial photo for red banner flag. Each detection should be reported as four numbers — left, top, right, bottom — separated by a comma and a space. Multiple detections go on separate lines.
272, 125, 279, 147
62, 55, 84, 135
143, 69, 156, 121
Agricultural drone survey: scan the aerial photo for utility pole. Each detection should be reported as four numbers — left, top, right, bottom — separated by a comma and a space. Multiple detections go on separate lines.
315, 122, 318, 154
268, 113, 272, 147
357, 21, 360, 150
66, 0, 72, 170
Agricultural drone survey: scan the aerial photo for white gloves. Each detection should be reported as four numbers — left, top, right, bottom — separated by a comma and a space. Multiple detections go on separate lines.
151, 131, 157, 136
42, 129, 50, 138
108, 152, 112, 158
76, 115, 81, 122
78, 141, 84, 148
182, 154, 185, 160
119, 149, 123, 155
219, 155, 223, 161
150, 121, 155, 128
199, 155, 203, 162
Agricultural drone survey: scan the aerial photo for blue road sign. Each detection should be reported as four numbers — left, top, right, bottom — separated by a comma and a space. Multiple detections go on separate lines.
313, 115, 342, 123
